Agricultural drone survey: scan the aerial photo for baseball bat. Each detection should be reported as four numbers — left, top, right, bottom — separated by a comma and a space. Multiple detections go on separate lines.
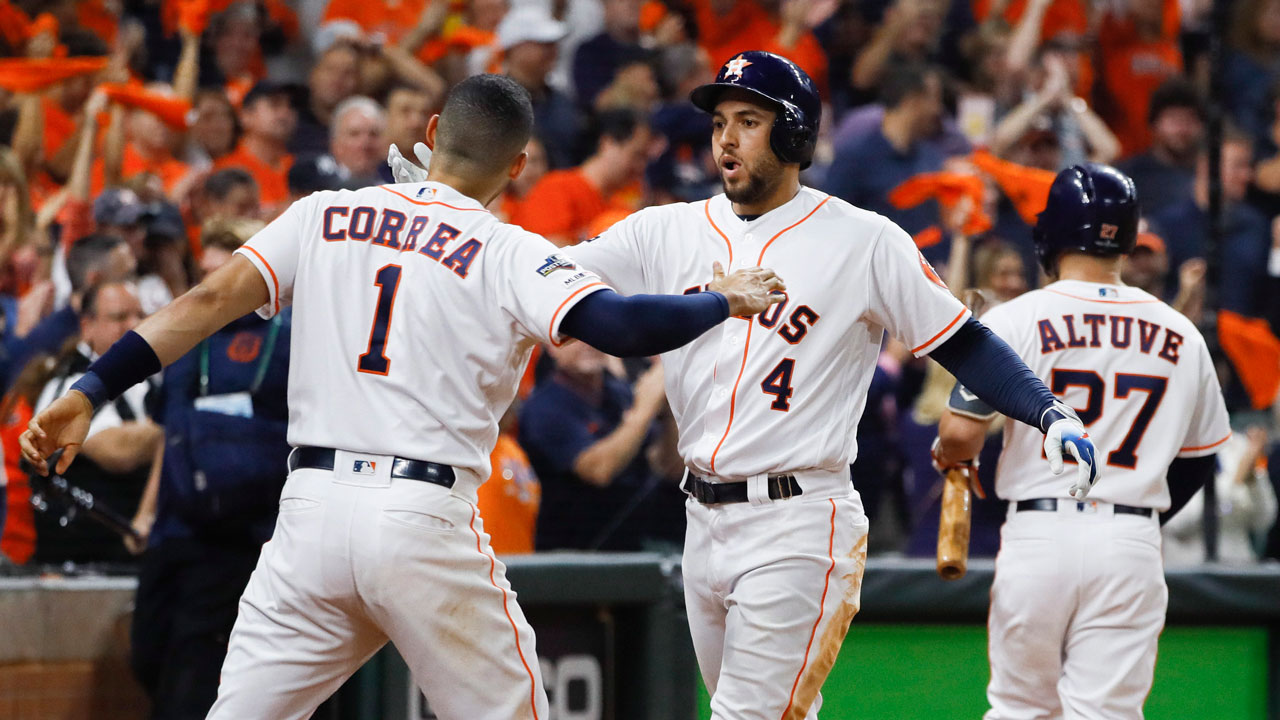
936, 468, 972, 580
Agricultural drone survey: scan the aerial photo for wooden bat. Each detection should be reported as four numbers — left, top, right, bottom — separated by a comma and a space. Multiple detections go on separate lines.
936, 467, 972, 580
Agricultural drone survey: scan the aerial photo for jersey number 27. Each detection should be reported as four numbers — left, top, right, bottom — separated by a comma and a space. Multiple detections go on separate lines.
1051, 369, 1167, 469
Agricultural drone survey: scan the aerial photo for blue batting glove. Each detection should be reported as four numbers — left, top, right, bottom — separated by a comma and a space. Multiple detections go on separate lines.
1041, 401, 1100, 500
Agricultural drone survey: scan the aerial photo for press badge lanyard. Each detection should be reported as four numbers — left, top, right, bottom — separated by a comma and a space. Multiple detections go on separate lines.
198, 316, 282, 398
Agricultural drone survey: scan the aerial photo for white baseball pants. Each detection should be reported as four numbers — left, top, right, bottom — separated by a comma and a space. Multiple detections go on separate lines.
985, 502, 1167, 720
683, 471, 869, 720
206, 452, 547, 720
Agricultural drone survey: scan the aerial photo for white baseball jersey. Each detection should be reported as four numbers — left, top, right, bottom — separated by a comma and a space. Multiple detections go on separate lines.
234, 181, 607, 491
952, 279, 1230, 509
570, 186, 970, 478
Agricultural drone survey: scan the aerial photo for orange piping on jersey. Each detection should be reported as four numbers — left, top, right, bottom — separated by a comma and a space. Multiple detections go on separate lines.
548, 282, 607, 347
709, 321, 753, 473
911, 308, 968, 354
708, 197, 830, 473
469, 505, 541, 720
755, 196, 830, 263
704, 200, 732, 265
1180, 433, 1231, 453
1045, 288, 1160, 304
240, 246, 280, 315
781, 498, 838, 719
380, 185, 490, 211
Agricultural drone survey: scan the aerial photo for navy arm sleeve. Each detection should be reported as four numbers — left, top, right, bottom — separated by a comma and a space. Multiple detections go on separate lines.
1159, 455, 1217, 526
930, 317, 1059, 432
559, 288, 730, 357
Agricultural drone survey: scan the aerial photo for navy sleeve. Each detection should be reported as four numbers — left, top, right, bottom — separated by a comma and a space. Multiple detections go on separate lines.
930, 317, 1058, 432
560, 288, 730, 357
1160, 455, 1217, 526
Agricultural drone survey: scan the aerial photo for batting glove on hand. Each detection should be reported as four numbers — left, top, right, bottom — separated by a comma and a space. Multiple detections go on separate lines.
387, 142, 431, 183
1041, 401, 1099, 500
929, 436, 986, 498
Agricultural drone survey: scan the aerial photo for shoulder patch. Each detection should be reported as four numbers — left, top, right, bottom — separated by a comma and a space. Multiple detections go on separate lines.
537, 254, 577, 276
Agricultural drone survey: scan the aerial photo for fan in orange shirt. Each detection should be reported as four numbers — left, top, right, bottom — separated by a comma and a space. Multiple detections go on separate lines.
1097, 0, 1183, 157
214, 82, 297, 212
477, 417, 541, 556
490, 137, 549, 222
90, 88, 195, 198
512, 108, 653, 246
689, 0, 828, 92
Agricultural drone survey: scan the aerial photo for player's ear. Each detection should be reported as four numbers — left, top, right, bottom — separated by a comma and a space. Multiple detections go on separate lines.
424, 114, 440, 151
508, 151, 528, 180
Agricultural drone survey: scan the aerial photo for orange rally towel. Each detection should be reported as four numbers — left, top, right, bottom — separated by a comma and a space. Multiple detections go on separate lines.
102, 83, 192, 129
0, 57, 109, 93
970, 149, 1055, 226
0, 0, 31, 49
890, 172, 993, 236
913, 226, 944, 249
1218, 310, 1280, 410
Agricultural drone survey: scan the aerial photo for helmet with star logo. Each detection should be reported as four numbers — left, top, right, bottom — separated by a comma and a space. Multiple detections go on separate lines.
690, 50, 821, 168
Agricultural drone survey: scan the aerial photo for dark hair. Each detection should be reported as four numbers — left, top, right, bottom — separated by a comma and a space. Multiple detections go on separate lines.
66, 234, 126, 293
879, 63, 937, 109
434, 74, 534, 174
80, 282, 107, 318
204, 168, 258, 200
60, 28, 109, 58
1147, 78, 1205, 125
592, 108, 648, 149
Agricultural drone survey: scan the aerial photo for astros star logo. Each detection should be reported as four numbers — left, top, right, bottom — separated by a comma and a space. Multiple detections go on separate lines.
724, 55, 753, 80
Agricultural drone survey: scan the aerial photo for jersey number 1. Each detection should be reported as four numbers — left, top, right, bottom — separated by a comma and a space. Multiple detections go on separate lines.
357, 264, 402, 375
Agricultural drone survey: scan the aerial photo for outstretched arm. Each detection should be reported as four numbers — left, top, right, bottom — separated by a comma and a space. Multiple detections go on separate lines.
561, 264, 785, 357
20, 256, 269, 474
930, 316, 1099, 499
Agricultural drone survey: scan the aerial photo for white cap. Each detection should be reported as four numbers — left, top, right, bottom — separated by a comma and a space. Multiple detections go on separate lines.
313, 20, 364, 55
496, 5, 568, 50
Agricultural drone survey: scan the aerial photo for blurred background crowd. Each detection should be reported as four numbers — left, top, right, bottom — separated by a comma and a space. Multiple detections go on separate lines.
0, 0, 1279, 579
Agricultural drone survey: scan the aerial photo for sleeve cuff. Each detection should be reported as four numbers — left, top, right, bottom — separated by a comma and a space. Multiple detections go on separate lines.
548, 282, 610, 346
1177, 432, 1231, 458
234, 246, 282, 319
911, 308, 972, 357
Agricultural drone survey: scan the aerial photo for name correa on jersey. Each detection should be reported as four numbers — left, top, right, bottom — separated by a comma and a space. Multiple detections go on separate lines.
321, 205, 484, 278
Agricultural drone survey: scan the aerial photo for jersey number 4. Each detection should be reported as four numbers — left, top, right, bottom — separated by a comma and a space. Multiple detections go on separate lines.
761, 358, 796, 411
357, 264, 403, 375
1050, 369, 1167, 469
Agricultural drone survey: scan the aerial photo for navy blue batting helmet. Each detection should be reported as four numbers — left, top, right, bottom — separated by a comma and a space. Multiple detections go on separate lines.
1033, 163, 1139, 275
690, 51, 821, 169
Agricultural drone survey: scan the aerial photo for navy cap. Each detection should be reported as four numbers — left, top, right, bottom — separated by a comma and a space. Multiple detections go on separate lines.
288, 154, 349, 195
92, 188, 147, 227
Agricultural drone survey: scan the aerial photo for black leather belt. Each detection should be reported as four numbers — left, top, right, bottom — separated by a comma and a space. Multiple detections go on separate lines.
1015, 497, 1153, 518
289, 447, 456, 489
685, 474, 803, 504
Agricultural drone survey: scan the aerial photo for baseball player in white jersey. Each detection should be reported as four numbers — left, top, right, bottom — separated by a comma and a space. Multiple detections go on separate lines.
395, 53, 1101, 720
935, 163, 1231, 719
19, 75, 787, 720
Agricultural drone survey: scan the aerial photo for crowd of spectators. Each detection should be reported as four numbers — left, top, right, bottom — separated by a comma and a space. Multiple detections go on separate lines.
1, 0, 1280, 579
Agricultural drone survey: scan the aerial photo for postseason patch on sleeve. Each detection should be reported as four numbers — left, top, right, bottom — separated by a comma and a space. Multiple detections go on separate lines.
536, 254, 577, 276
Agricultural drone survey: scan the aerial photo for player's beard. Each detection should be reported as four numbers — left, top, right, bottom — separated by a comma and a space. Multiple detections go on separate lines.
721, 151, 784, 207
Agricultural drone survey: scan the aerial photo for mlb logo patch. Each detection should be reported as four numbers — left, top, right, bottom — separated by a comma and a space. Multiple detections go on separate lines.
353, 460, 377, 474
1098, 287, 1119, 298
537, 254, 577, 276
416, 187, 437, 198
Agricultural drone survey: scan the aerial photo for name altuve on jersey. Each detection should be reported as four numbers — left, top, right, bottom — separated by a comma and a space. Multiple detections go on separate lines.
1038, 312, 1183, 364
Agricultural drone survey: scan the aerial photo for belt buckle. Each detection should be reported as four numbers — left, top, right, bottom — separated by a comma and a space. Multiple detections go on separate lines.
773, 475, 794, 500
